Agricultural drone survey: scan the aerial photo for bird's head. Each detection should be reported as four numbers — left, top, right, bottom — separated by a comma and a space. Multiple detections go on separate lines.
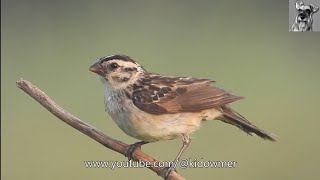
89, 55, 145, 90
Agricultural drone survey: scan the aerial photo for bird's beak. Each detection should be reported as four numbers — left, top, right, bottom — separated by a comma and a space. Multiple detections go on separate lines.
89, 61, 103, 76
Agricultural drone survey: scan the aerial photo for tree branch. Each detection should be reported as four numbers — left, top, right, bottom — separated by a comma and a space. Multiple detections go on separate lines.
16, 79, 185, 180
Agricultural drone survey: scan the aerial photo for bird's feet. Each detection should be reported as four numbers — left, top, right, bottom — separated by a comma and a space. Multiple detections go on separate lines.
125, 141, 148, 161
155, 162, 177, 180
164, 166, 176, 180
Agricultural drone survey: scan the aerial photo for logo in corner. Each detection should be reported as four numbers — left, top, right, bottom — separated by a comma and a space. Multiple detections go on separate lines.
289, 1, 319, 32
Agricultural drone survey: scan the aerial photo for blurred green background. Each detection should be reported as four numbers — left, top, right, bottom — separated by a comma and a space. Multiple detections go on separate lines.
2, 0, 320, 179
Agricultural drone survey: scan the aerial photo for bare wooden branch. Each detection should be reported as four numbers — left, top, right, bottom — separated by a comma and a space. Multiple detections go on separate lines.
16, 79, 185, 180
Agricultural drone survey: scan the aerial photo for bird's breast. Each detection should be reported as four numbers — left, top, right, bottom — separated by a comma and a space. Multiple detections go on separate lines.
103, 89, 221, 142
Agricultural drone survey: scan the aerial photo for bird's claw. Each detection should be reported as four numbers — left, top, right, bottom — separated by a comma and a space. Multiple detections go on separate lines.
164, 166, 177, 180
125, 144, 141, 161
125, 141, 148, 161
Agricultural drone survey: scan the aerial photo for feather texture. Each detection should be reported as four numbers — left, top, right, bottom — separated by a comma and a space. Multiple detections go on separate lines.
131, 73, 243, 115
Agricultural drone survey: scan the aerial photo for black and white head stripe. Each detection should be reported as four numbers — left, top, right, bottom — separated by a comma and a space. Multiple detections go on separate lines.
99, 54, 146, 72
100, 54, 136, 64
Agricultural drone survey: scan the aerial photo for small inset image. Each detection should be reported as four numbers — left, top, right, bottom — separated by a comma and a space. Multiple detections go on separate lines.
289, 0, 319, 31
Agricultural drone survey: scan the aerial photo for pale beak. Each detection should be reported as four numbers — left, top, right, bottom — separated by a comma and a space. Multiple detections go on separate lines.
89, 61, 104, 76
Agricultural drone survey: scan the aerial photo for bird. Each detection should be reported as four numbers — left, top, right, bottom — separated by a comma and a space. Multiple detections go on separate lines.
89, 54, 275, 179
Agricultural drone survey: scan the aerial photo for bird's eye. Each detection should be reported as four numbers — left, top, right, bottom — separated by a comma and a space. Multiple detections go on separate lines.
110, 63, 119, 70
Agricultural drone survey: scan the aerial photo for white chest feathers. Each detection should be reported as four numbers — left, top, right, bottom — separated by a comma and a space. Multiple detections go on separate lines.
104, 88, 127, 113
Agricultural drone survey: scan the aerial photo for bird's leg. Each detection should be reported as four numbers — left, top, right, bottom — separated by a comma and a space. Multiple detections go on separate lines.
125, 141, 149, 161
164, 134, 191, 180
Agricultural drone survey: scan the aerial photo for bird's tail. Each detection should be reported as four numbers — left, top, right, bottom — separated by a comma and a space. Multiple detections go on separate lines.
219, 105, 276, 141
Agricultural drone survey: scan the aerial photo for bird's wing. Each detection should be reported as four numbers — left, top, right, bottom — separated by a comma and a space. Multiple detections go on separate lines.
131, 74, 243, 115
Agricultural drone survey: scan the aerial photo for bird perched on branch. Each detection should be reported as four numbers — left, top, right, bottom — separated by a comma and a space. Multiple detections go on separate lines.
89, 54, 275, 179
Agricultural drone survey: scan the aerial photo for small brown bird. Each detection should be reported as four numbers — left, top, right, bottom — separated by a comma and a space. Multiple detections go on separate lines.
89, 54, 275, 179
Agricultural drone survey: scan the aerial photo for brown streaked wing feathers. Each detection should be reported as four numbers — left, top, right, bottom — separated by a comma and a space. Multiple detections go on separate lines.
178, 85, 243, 112
132, 75, 243, 115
